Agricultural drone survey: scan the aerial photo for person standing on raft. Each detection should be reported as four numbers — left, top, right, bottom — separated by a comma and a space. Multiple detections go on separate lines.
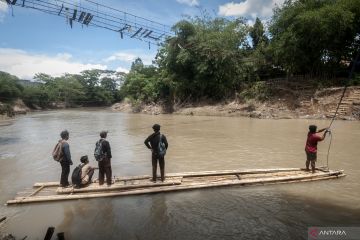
305, 125, 329, 173
144, 124, 168, 182
59, 130, 73, 187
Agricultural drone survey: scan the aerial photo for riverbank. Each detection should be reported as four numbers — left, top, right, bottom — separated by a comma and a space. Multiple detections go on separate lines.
2, 86, 360, 122
0, 100, 29, 126
111, 86, 360, 120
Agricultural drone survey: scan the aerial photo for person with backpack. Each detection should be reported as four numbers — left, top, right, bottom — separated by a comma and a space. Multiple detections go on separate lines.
58, 130, 73, 187
71, 155, 95, 188
144, 124, 168, 182
305, 125, 329, 173
95, 131, 112, 186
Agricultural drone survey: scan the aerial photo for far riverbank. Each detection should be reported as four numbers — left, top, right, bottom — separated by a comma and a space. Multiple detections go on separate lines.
1, 86, 360, 123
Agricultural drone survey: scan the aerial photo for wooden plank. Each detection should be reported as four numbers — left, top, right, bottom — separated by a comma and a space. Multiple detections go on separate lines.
7, 171, 344, 205
56, 178, 182, 194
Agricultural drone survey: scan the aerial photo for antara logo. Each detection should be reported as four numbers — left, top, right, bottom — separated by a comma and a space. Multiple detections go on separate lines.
319, 230, 347, 236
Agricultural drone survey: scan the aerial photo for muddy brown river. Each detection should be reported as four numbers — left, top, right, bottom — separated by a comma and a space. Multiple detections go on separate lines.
0, 109, 359, 239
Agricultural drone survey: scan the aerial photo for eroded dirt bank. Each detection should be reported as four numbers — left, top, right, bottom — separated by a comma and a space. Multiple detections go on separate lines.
111, 86, 360, 120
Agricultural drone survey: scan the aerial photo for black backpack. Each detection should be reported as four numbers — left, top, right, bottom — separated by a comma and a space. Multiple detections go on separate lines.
94, 139, 105, 161
158, 134, 166, 157
71, 164, 83, 188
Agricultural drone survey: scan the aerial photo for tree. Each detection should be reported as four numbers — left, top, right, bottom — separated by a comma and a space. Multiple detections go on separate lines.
250, 17, 268, 49
269, 0, 360, 77
156, 15, 252, 101
120, 58, 162, 103
130, 58, 144, 73
0, 71, 23, 100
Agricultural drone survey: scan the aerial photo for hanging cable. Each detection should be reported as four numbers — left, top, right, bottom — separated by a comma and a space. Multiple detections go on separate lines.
325, 49, 360, 170
8, 0, 173, 46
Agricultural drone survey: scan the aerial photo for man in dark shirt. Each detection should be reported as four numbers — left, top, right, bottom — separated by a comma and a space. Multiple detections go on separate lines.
97, 131, 112, 186
59, 130, 73, 187
305, 125, 329, 173
144, 124, 168, 182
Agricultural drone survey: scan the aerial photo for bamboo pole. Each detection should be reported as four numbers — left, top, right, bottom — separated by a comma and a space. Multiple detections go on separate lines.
27, 185, 45, 197
33, 175, 152, 187
7, 170, 345, 205
167, 168, 306, 178
56, 178, 183, 194
33, 168, 310, 188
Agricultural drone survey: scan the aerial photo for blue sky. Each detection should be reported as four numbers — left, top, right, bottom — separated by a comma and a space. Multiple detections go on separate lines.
0, 0, 284, 79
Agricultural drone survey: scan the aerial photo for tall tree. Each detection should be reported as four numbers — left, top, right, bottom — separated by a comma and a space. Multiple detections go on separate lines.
250, 17, 267, 49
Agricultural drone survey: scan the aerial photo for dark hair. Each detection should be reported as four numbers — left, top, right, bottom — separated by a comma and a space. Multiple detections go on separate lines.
152, 124, 160, 132
100, 131, 108, 138
309, 125, 317, 133
80, 155, 88, 163
60, 130, 69, 139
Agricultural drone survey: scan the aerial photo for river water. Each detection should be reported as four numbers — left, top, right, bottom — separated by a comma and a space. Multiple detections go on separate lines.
0, 109, 359, 240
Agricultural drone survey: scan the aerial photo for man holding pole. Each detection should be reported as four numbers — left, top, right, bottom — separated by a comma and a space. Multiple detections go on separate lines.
305, 125, 329, 173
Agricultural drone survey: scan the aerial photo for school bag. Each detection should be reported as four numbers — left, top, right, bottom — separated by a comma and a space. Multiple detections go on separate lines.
158, 134, 166, 157
71, 164, 83, 188
94, 139, 105, 161
52, 140, 64, 162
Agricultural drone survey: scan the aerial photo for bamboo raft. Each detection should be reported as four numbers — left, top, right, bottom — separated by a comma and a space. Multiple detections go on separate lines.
6, 168, 345, 205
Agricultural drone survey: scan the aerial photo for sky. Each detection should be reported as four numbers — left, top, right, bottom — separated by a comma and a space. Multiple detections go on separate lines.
0, 0, 285, 80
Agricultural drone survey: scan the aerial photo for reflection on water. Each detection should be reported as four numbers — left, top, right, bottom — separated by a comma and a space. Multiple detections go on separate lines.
0, 137, 20, 145
0, 109, 359, 239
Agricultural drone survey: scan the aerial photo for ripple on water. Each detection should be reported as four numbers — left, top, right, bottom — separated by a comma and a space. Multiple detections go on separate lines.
0, 152, 16, 159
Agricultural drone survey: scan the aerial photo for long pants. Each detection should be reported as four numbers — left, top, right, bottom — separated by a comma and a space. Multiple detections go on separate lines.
152, 154, 165, 181
60, 162, 70, 186
98, 158, 112, 185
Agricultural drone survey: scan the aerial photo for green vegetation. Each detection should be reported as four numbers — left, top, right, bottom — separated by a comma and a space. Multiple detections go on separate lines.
1, 0, 359, 112
121, 0, 360, 104
0, 72, 23, 101
0, 70, 125, 109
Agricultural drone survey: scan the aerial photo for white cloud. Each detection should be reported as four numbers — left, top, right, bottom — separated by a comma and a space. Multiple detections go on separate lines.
0, 1, 8, 22
104, 52, 138, 63
0, 48, 107, 79
104, 50, 155, 65
115, 66, 129, 73
218, 0, 285, 19
0, 1, 7, 12
176, 0, 199, 7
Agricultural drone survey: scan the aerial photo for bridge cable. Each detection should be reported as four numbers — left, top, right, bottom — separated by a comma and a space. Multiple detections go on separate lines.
325, 49, 360, 170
